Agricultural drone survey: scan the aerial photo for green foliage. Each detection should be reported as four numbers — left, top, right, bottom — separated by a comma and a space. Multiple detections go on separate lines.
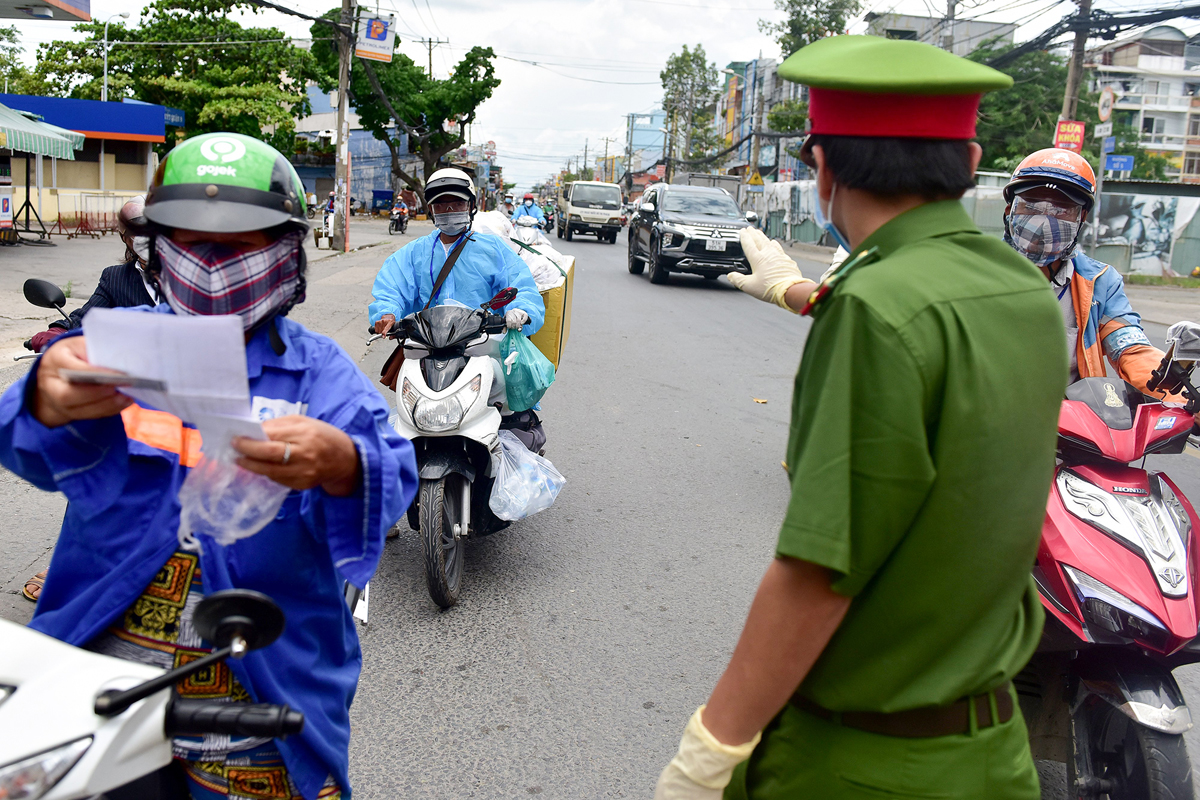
312, 10, 500, 195
661, 44, 717, 161
759, 0, 862, 57
0, 26, 34, 93
22, 0, 319, 146
767, 99, 807, 134
968, 39, 1101, 173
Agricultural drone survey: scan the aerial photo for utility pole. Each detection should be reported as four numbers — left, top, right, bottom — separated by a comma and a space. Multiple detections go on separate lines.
418, 37, 449, 78
943, 0, 956, 53
332, 0, 354, 253
583, 138, 589, 178
601, 136, 615, 182
1061, 0, 1092, 120
625, 113, 634, 192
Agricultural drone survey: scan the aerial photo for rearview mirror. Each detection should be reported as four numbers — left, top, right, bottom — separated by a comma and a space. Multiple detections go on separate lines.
193, 589, 285, 653
23, 278, 66, 310
1165, 321, 1200, 363
641, 202, 655, 214
745, 211, 759, 224
484, 287, 518, 311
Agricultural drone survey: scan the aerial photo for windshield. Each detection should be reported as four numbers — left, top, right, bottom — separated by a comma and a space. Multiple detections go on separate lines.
571, 184, 621, 210
663, 192, 742, 217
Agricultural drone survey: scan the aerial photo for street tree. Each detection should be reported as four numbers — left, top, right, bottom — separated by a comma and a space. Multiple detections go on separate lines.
661, 44, 717, 164
21, 0, 319, 152
311, 11, 500, 204
969, 39, 1100, 173
759, 0, 862, 57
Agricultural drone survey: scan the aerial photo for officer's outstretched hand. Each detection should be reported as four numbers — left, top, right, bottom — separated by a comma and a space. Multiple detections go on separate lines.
233, 416, 360, 497
654, 706, 760, 800
728, 228, 814, 313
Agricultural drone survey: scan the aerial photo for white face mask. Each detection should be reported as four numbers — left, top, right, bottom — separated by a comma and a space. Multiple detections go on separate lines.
524, 200, 533, 207
435, 210, 471, 236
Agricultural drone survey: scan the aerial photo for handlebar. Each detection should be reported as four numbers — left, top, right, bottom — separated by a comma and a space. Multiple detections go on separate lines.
366, 313, 508, 345
166, 699, 304, 738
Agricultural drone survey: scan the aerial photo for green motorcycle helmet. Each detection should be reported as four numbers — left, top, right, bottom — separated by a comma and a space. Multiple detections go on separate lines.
144, 133, 308, 233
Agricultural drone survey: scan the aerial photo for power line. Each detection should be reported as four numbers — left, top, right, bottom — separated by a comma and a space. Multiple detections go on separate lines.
498, 55, 661, 85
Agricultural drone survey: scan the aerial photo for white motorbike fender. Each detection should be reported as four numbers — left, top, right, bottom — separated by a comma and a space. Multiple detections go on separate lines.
0, 620, 172, 800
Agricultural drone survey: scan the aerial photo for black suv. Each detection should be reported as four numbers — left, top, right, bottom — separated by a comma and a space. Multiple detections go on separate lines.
627, 184, 757, 284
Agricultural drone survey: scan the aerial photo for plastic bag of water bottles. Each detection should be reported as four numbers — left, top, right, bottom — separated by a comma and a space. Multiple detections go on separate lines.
489, 430, 566, 521
176, 455, 290, 551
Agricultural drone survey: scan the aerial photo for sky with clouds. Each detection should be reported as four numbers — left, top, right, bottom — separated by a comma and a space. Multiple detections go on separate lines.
7, 0, 1200, 192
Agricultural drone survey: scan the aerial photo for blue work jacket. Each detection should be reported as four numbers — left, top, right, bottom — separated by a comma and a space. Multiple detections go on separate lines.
368, 231, 546, 336
0, 310, 417, 800
510, 203, 545, 224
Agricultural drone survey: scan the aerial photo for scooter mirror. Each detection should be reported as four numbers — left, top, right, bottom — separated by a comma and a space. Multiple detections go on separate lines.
193, 589, 285, 653
485, 287, 518, 311
23, 278, 66, 310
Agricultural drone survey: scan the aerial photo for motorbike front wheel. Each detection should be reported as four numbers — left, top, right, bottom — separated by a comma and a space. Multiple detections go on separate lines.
1071, 699, 1194, 799
419, 475, 467, 609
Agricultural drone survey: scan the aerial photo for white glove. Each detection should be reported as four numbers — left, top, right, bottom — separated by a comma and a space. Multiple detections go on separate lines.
728, 228, 814, 313
654, 706, 761, 800
505, 309, 530, 330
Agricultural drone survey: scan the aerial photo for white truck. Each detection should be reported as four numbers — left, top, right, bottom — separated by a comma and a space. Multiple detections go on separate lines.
556, 180, 624, 244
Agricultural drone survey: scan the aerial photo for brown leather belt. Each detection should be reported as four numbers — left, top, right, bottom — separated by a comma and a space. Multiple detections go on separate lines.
791, 682, 1014, 738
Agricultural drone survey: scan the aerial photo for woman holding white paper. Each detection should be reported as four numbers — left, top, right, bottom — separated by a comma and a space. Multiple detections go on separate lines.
0, 133, 417, 800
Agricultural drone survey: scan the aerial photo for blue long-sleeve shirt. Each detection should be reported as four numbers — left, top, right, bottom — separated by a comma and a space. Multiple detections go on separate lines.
510, 203, 545, 224
368, 231, 545, 336
0, 310, 417, 800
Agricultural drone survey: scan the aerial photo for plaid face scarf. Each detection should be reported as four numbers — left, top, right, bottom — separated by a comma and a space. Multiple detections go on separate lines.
157, 231, 304, 332
1005, 213, 1080, 268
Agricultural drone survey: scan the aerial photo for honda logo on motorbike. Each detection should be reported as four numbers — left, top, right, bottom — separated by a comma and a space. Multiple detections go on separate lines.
1160, 567, 1185, 588
1112, 486, 1149, 495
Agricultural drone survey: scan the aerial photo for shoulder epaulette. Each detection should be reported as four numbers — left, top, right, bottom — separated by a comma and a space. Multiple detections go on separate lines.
800, 246, 880, 317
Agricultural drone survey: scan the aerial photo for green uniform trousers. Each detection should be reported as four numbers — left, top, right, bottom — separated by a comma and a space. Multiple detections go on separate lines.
724, 689, 1039, 800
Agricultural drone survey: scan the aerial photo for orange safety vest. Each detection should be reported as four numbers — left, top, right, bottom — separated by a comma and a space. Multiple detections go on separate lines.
120, 404, 203, 467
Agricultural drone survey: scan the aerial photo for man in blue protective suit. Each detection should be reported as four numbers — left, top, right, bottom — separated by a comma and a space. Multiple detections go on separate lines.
369, 168, 545, 337
510, 192, 545, 226
0, 133, 417, 800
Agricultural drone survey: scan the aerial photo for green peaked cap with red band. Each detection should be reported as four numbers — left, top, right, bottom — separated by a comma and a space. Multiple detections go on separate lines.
779, 35, 1013, 140
145, 132, 308, 234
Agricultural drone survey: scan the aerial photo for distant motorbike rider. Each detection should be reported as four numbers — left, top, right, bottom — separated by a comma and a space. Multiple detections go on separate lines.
502, 193, 516, 218
510, 192, 546, 226
369, 168, 545, 338
1003, 148, 1169, 394
0, 132, 416, 799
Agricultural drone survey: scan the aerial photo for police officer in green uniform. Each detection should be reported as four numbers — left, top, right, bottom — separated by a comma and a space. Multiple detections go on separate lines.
653, 36, 1068, 800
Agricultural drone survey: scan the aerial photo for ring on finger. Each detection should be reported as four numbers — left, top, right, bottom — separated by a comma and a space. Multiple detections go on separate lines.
282, 442, 292, 465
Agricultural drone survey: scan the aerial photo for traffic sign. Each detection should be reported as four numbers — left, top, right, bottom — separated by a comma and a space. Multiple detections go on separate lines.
1098, 87, 1115, 122
1102, 136, 1115, 154
747, 171, 764, 186
1054, 120, 1085, 153
1093, 122, 1112, 139
1105, 154, 1134, 172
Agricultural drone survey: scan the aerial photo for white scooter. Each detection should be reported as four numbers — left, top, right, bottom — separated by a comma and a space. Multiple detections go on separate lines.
0, 590, 303, 800
368, 290, 519, 609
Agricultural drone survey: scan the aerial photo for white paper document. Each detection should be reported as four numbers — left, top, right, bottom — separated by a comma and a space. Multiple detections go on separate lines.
82, 309, 265, 457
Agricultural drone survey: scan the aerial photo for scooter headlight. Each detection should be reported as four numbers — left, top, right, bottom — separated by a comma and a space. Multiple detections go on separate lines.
0, 736, 91, 800
402, 376, 482, 433
1063, 565, 1169, 649
1057, 470, 1190, 597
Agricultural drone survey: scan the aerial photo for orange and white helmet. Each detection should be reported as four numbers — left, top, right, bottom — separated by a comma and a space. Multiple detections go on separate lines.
1003, 148, 1097, 213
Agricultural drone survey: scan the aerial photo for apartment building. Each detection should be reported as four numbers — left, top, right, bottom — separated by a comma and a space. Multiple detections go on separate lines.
1090, 26, 1200, 182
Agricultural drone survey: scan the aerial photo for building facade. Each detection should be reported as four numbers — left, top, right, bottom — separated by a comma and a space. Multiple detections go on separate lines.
1090, 26, 1200, 183
864, 12, 1015, 56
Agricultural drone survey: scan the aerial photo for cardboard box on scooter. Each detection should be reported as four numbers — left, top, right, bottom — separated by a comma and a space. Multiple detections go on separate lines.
530, 256, 573, 370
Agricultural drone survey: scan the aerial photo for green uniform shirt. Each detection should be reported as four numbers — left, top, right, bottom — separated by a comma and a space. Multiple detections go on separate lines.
783, 199, 1067, 713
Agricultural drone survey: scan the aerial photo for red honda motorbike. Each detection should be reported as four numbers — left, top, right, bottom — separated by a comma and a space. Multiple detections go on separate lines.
1019, 322, 1200, 800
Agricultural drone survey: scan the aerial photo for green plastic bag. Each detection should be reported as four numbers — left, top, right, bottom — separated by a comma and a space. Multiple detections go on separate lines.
498, 328, 555, 412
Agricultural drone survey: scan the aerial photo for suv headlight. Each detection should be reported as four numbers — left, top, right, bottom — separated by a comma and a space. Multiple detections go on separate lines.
401, 376, 481, 433
661, 227, 687, 248
0, 737, 91, 800
1063, 565, 1168, 648
1057, 470, 1190, 597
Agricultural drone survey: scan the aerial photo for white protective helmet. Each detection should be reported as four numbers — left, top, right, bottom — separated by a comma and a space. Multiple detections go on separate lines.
425, 168, 476, 209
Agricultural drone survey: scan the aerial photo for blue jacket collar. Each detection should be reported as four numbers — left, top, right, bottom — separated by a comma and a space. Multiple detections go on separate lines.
1070, 251, 1110, 281
247, 316, 307, 378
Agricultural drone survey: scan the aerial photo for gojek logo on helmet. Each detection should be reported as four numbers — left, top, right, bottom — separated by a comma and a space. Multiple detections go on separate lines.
196, 136, 246, 178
